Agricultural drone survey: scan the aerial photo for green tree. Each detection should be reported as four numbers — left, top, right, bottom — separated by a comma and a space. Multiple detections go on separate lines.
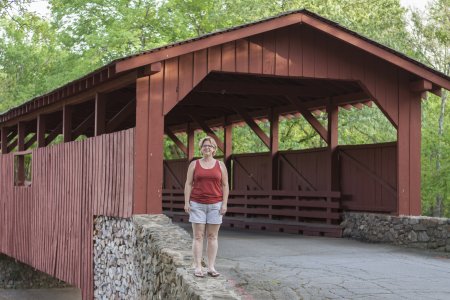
410, 0, 450, 217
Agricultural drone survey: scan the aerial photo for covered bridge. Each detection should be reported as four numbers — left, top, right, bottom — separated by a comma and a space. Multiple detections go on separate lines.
1, 9, 450, 300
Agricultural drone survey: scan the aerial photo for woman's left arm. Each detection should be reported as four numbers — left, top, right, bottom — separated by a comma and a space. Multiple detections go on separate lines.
219, 161, 229, 215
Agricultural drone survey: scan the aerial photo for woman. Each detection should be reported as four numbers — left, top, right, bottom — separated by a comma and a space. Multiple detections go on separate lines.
184, 136, 229, 278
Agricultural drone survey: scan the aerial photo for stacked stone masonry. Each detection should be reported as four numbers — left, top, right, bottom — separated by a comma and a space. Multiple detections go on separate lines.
341, 212, 450, 253
94, 214, 240, 300
0, 253, 69, 289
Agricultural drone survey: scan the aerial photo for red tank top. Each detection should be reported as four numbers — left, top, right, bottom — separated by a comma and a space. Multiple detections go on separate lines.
190, 160, 223, 204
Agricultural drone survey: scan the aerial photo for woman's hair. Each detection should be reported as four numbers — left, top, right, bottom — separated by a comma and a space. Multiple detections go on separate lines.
198, 136, 217, 156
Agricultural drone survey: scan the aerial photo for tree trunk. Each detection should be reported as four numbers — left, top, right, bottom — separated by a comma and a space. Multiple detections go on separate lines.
433, 90, 448, 217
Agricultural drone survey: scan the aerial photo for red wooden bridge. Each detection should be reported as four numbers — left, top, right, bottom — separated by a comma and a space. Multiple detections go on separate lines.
1, 10, 449, 300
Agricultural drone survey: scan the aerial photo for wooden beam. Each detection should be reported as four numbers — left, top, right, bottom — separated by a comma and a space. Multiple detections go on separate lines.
94, 93, 106, 136
24, 133, 37, 150
270, 109, 279, 190
1, 127, 8, 154
63, 105, 72, 142
165, 126, 187, 155
233, 105, 270, 148
187, 122, 195, 161
410, 79, 432, 92
73, 112, 94, 140
17, 122, 26, 151
45, 122, 63, 145
224, 116, 232, 187
105, 99, 135, 133
37, 114, 46, 147
327, 104, 339, 191
138, 62, 163, 77
188, 113, 224, 151
285, 96, 328, 143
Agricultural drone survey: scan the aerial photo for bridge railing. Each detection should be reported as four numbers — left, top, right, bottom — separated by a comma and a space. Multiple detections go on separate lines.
162, 189, 341, 226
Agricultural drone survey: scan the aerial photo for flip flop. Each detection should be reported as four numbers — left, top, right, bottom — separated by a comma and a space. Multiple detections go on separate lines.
194, 269, 205, 278
207, 270, 220, 277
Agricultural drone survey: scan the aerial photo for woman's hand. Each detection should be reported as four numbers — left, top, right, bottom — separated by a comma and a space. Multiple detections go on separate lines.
184, 202, 191, 214
220, 204, 227, 215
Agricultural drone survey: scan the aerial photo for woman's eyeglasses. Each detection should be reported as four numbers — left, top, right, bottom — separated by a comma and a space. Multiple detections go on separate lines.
202, 144, 214, 148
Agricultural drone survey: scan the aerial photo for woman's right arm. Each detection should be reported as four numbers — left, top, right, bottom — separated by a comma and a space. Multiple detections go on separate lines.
184, 161, 196, 213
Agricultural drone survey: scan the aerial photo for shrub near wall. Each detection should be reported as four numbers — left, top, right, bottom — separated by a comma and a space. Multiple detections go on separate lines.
341, 213, 450, 253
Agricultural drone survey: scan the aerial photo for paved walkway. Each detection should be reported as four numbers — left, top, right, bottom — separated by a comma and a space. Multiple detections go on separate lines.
206, 226, 450, 300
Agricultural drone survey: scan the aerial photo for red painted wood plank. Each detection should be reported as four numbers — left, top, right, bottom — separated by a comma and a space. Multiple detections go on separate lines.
314, 31, 327, 78
302, 26, 315, 77
163, 57, 179, 115
208, 45, 221, 72
235, 39, 249, 73
221, 41, 236, 72
263, 31, 276, 75
249, 35, 263, 74
289, 26, 304, 76
275, 28, 289, 76
193, 50, 207, 87
178, 53, 194, 102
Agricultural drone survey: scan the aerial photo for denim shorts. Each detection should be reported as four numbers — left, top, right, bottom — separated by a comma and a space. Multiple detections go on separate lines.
189, 201, 223, 224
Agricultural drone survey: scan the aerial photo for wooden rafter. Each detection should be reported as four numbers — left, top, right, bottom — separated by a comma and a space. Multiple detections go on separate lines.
285, 96, 328, 143
165, 126, 187, 155
233, 105, 270, 148
45, 122, 63, 145
105, 99, 136, 133
73, 112, 94, 140
188, 112, 224, 151
24, 134, 37, 150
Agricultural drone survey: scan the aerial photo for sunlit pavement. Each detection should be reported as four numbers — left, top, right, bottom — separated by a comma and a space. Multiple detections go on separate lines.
179, 222, 450, 300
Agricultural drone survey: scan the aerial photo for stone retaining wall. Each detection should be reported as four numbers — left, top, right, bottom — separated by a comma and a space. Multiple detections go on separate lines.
0, 253, 69, 289
341, 212, 450, 252
94, 214, 240, 299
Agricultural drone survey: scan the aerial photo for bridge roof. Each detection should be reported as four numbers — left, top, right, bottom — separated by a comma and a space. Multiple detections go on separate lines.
1, 9, 449, 125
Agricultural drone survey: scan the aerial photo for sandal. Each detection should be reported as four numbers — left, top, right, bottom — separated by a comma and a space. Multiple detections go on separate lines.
207, 270, 220, 277
194, 269, 205, 278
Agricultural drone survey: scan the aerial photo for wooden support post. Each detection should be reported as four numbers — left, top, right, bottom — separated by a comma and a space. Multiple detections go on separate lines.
63, 105, 72, 142
95, 93, 106, 136
1, 127, 8, 154
134, 76, 150, 214
224, 116, 232, 188
327, 103, 339, 191
146, 67, 164, 214
17, 122, 26, 185
397, 74, 422, 215
187, 122, 195, 162
37, 114, 46, 147
270, 109, 279, 190
17, 122, 26, 151
165, 126, 187, 155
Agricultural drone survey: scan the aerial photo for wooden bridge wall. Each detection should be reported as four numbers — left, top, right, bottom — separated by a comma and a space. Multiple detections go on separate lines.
0, 128, 134, 300
164, 143, 397, 213
138, 22, 420, 215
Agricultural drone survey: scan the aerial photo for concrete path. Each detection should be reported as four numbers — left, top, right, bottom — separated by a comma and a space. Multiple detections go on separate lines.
180, 223, 450, 300
0, 288, 81, 300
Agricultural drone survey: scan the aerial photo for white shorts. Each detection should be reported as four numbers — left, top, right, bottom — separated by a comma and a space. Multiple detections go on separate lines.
189, 201, 223, 224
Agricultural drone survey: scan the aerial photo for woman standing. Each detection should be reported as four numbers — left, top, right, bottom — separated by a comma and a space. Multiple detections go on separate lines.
184, 136, 229, 277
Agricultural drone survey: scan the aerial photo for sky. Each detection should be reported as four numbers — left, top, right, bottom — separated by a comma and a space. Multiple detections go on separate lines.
28, 0, 432, 18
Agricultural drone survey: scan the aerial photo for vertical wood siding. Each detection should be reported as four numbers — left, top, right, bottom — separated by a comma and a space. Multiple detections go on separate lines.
158, 25, 401, 129
163, 143, 396, 213
0, 128, 134, 300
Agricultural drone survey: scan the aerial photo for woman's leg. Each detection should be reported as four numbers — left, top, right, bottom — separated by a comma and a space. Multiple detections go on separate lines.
206, 224, 221, 272
192, 223, 206, 272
